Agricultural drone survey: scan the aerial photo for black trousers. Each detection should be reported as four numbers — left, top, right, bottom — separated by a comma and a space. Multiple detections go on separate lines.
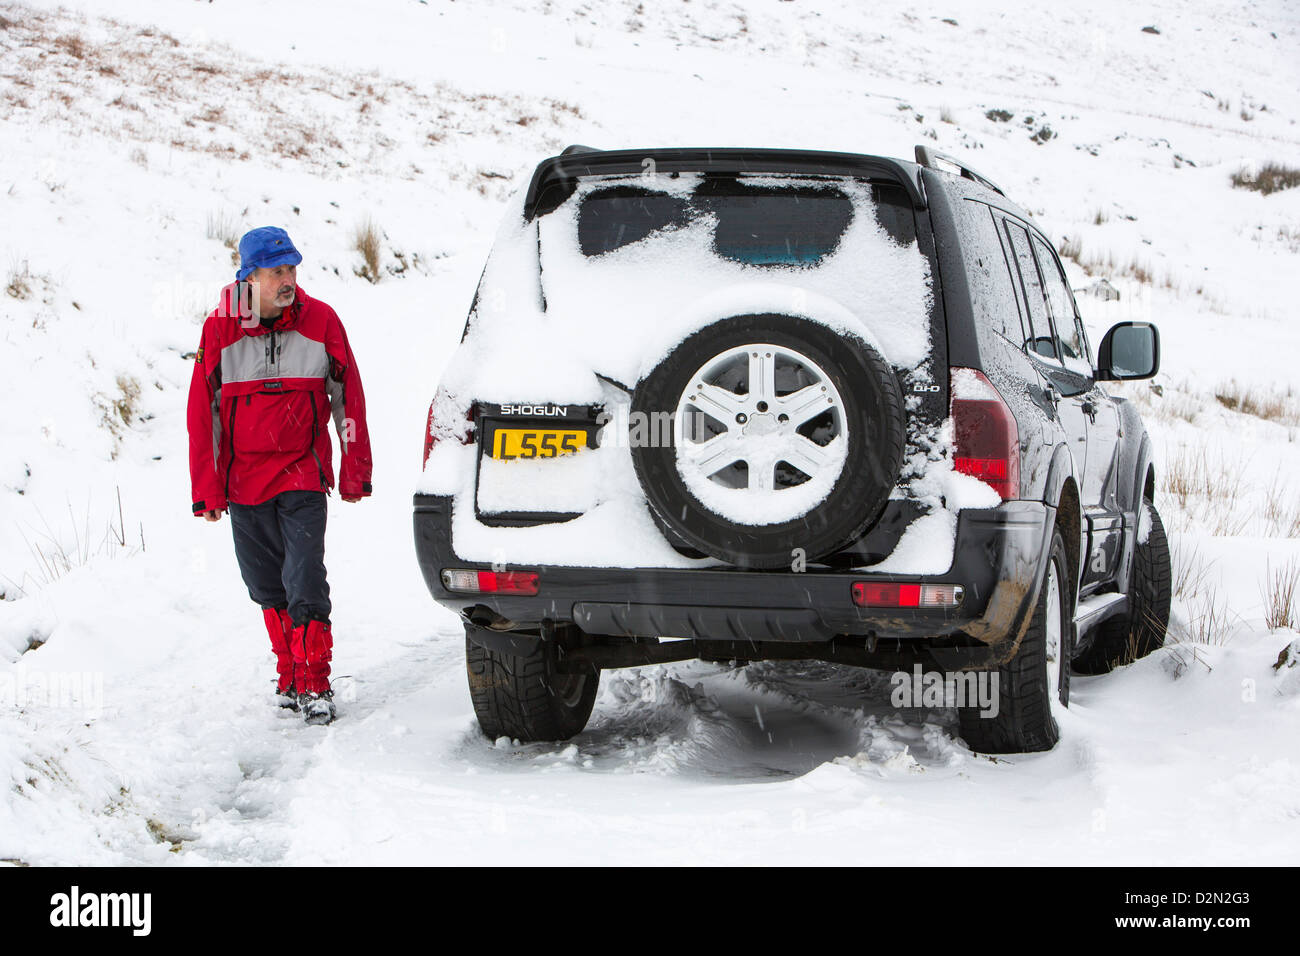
229, 490, 331, 627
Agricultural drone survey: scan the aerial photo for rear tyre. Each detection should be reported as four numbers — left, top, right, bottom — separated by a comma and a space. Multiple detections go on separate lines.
1072, 498, 1171, 675
465, 630, 598, 742
958, 526, 1072, 754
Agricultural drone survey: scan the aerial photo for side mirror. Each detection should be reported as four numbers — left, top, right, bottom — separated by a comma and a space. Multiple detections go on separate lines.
1097, 322, 1160, 381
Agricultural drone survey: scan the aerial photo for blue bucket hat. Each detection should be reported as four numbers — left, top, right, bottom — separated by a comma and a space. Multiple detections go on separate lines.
236, 226, 303, 280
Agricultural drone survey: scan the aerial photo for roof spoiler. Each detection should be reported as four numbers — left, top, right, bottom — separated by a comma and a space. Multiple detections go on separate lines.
914, 145, 1006, 197
524, 146, 927, 220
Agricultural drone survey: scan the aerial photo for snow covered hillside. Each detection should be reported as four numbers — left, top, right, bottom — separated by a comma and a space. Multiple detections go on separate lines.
1, 0, 1298, 864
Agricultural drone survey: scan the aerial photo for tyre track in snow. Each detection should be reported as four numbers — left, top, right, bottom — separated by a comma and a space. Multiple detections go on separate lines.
457, 659, 971, 782
162, 623, 465, 864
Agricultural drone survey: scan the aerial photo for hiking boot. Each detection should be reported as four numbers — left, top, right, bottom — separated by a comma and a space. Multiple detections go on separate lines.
275, 683, 300, 711
298, 689, 336, 725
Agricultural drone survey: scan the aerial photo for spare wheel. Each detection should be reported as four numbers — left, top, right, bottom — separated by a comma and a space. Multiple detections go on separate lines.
630, 314, 906, 569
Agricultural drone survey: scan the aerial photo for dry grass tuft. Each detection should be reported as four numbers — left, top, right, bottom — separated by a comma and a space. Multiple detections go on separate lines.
1262, 559, 1300, 631
205, 210, 241, 265
1231, 162, 1300, 196
353, 216, 382, 283
1213, 379, 1300, 426
1171, 539, 1214, 599
53, 32, 86, 58
1161, 446, 1249, 536
112, 373, 140, 426
1260, 473, 1300, 538
91, 374, 142, 458
1161, 447, 1239, 505
1055, 237, 1166, 286
1173, 586, 1236, 646
0, 489, 143, 598
1137, 388, 1200, 425
5, 262, 33, 299
204, 209, 239, 246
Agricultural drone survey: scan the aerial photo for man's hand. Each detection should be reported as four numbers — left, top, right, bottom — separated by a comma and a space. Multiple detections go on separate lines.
204, 509, 224, 522
341, 495, 363, 503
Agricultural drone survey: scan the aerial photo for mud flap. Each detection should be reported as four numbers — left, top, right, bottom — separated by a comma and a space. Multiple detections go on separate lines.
463, 616, 543, 657
950, 504, 1058, 667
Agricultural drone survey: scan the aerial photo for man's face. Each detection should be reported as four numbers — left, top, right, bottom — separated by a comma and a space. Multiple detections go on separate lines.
251, 264, 297, 316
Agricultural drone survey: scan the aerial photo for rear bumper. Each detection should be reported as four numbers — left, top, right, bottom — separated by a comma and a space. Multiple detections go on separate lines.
413, 494, 1055, 651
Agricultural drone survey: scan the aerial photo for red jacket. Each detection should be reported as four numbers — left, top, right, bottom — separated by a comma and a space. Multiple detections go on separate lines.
187, 283, 372, 513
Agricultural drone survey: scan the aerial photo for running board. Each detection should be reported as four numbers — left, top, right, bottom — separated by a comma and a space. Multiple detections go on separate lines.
1073, 592, 1128, 636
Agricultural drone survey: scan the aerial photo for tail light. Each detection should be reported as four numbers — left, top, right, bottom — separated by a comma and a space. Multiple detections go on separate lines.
422, 402, 437, 466
422, 401, 476, 468
852, 581, 964, 608
440, 569, 539, 595
950, 367, 1020, 500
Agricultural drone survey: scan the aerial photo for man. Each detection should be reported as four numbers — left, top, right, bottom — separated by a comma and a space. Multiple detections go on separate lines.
187, 226, 372, 725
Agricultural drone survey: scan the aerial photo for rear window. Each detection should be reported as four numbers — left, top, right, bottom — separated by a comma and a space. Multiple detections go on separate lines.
576, 186, 691, 257
576, 178, 895, 267
530, 172, 937, 379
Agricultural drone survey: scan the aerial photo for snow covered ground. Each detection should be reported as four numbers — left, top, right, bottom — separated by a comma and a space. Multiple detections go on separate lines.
1, 0, 1298, 865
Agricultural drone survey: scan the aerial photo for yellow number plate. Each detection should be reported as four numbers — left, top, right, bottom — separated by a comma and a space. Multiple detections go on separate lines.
491, 429, 587, 460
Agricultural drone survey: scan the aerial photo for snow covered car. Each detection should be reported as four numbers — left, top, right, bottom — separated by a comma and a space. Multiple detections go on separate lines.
414, 145, 1170, 754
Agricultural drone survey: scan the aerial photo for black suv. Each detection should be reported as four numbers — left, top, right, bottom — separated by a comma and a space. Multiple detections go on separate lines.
413, 145, 1170, 754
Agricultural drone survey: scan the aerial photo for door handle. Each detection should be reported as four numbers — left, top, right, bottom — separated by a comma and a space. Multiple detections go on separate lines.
1081, 398, 1098, 423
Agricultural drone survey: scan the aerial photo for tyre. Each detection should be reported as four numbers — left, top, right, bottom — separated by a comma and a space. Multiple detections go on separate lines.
630, 314, 906, 569
1072, 498, 1171, 674
465, 630, 599, 742
958, 525, 1072, 754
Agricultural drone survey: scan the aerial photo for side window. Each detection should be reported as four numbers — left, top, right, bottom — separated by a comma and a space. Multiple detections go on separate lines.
1032, 234, 1092, 375
1003, 220, 1056, 360
1072, 313, 1093, 371
952, 198, 1023, 345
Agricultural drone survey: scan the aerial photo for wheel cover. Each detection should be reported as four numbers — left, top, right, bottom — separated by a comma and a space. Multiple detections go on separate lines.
1044, 560, 1063, 710
672, 343, 849, 525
